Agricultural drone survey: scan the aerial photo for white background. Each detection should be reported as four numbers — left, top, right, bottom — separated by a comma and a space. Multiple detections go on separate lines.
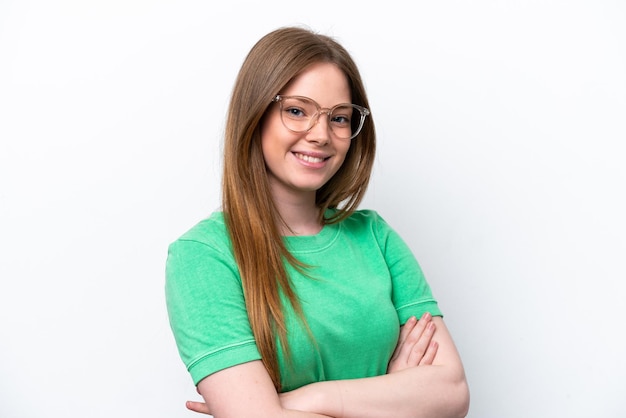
1, 1, 625, 417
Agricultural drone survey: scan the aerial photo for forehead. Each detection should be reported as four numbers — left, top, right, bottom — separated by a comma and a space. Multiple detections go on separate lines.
281, 62, 351, 106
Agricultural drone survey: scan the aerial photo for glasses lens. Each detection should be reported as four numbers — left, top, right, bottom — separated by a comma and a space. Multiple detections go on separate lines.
278, 96, 367, 140
279, 97, 317, 133
329, 104, 360, 139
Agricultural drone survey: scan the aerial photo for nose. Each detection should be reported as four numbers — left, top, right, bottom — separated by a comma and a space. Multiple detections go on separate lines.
305, 111, 332, 145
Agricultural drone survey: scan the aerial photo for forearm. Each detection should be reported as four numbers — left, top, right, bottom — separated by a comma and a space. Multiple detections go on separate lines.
301, 365, 469, 418
188, 319, 468, 418
193, 360, 337, 418
187, 398, 334, 418
291, 317, 469, 418
281, 409, 334, 418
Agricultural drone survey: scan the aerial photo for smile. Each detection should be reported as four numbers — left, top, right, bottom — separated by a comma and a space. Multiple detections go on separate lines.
293, 152, 329, 163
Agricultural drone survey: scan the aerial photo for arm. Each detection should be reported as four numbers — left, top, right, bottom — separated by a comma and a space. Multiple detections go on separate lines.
281, 316, 469, 418
167, 237, 334, 418
188, 314, 468, 418
193, 360, 334, 418
185, 314, 437, 417
280, 215, 469, 417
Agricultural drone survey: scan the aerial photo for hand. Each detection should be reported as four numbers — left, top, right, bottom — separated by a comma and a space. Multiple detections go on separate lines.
184, 386, 319, 416
184, 313, 438, 415
387, 312, 438, 373
185, 388, 324, 416
186, 399, 212, 415
185, 383, 333, 416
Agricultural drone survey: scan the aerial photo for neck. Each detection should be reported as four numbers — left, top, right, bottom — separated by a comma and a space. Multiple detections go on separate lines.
270, 187, 322, 237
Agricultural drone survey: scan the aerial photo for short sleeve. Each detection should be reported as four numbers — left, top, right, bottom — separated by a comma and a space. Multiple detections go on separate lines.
373, 213, 442, 323
165, 236, 261, 385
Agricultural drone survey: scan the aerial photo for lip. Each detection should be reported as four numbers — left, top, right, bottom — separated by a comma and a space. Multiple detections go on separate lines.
292, 151, 332, 168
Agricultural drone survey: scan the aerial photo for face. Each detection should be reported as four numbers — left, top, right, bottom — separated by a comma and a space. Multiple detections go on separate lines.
261, 62, 352, 202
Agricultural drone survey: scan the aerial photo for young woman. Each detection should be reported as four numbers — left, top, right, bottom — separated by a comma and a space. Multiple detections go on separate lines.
165, 26, 469, 418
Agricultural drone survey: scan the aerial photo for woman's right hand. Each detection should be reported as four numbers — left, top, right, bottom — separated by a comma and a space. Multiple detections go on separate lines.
387, 312, 438, 373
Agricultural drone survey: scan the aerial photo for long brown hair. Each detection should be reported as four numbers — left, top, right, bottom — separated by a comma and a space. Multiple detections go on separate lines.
222, 26, 376, 390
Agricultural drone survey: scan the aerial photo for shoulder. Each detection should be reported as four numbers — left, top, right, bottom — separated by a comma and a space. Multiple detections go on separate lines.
334, 209, 399, 246
172, 212, 231, 251
341, 209, 391, 233
166, 211, 240, 285
167, 211, 235, 267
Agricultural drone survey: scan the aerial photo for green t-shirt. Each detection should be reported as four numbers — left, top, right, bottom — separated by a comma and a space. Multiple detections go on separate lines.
165, 209, 441, 391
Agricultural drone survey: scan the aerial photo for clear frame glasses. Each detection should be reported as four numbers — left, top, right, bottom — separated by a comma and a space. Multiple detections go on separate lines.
272, 95, 370, 140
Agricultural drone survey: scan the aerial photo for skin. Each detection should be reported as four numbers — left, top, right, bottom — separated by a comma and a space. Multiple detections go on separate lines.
261, 62, 353, 236
184, 62, 469, 418
187, 312, 440, 416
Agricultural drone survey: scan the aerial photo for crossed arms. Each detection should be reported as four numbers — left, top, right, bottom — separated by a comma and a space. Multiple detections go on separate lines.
184, 313, 469, 418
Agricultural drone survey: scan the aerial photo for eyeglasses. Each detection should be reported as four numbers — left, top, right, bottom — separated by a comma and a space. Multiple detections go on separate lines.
272, 95, 370, 140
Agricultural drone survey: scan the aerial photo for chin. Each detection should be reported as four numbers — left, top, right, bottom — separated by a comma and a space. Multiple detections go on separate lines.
291, 178, 331, 192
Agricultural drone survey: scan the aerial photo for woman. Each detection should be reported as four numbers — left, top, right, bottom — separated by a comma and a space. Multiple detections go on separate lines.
165, 26, 469, 418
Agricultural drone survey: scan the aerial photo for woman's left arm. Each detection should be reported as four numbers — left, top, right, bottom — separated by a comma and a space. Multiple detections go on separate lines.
280, 316, 469, 418
187, 315, 468, 418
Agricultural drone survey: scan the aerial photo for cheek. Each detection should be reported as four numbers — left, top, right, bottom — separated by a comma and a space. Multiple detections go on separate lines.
260, 117, 283, 159
335, 142, 352, 164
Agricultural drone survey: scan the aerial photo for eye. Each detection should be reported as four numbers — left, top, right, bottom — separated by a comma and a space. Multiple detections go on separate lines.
330, 105, 353, 126
285, 107, 306, 118
330, 114, 350, 125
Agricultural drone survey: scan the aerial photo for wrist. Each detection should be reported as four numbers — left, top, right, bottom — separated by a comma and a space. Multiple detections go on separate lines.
281, 381, 343, 417
331, 381, 345, 418
309, 380, 344, 418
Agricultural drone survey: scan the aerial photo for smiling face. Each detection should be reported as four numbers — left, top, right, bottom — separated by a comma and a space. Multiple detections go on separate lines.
261, 62, 352, 203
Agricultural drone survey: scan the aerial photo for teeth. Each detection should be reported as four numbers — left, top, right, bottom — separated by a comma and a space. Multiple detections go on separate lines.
295, 153, 325, 163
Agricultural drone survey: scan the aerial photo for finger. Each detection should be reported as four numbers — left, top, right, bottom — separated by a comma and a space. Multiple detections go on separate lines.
186, 400, 212, 415
418, 340, 439, 366
391, 313, 431, 367
390, 316, 417, 361
406, 319, 436, 366
388, 313, 434, 373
